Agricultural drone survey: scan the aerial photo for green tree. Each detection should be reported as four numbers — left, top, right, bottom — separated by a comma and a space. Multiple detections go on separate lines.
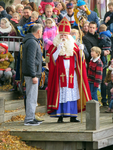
0, 0, 14, 7
94, 5, 100, 17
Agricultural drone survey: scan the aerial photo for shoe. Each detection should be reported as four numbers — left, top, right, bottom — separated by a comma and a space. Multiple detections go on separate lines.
35, 115, 44, 121
34, 119, 42, 124
70, 117, 80, 122
103, 102, 108, 106
57, 116, 63, 123
111, 109, 113, 112
105, 108, 111, 113
24, 120, 40, 126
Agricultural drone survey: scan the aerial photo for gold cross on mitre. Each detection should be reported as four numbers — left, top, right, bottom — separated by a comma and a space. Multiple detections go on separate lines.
60, 73, 65, 82
58, 17, 71, 34
70, 74, 74, 83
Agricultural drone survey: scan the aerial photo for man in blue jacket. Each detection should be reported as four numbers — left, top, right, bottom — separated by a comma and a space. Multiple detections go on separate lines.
22, 24, 43, 126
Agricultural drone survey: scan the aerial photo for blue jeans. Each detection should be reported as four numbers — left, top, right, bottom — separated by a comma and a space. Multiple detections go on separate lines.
109, 99, 113, 109
89, 83, 98, 101
101, 68, 107, 103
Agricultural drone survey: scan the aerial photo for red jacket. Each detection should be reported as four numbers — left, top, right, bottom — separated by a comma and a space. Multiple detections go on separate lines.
88, 57, 103, 87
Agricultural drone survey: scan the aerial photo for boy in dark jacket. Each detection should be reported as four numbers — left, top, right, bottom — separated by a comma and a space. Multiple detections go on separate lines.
88, 46, 103, 101
98, 24, 112, 69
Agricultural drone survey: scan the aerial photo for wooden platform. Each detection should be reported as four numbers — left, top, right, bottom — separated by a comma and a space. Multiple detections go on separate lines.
0, 107, 113, 150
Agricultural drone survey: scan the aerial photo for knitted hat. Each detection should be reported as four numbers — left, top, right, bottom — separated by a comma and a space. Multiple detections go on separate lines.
66, 3, 73, 9
0, 1, 5, 10
58, 17, 71, 34
77, 0, 86, 6
0, 43, 8, 53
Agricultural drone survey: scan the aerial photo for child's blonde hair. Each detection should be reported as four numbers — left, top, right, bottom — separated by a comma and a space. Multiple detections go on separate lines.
1, 18, 17, 35
83, 21, 89, 26
12, 12, 20, 19
91, 46, 101, 56
99, 24, 107, 32
45, 4, 53, 10
108, 2, 113, 7
70, 29, 79, 34
1, 18, 10, 28
31, 11, 39, 18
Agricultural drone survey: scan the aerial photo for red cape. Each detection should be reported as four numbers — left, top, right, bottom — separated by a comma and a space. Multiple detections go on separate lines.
46, 44, 92, 114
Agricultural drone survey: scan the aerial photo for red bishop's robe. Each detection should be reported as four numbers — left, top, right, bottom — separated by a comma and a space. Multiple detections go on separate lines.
46, 43, 92, 114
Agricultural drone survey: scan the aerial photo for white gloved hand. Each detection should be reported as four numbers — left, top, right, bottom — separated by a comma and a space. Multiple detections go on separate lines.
53, 43, 64, 61
57, 42, 64, 51
79, 44, 84, 50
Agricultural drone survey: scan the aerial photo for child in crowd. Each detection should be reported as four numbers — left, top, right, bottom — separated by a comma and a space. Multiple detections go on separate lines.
104, 60, 113, 85
38, 0, 54, 15
88, 46, 103, 101
0, 43, 14, 85
74, 0, 91, 24
10, 12, 20, 33
70, 29, 89, 59
105, 71, 113, 113
0, 18, 17, 36
82, 21, 89, 35
31, 11, 43, 25
43, 18, 58, 51
98, 24, 112, 69
104, 60, 113, 106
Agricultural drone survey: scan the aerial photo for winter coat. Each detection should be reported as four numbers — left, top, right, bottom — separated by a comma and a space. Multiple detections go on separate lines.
0, 10, 12, 21
88, 10, 99, 28
104, 11, 113, 27
10, 19, 19, 35
88, 57, 103, 88
43, 26, 58, 50
60, 10, 67, 16
98, 30, 112, 51
19, 16, 31, 26
22, 33, 42, 78
0, 52, 14, 70
65, 12, 75, 28
82, 32, 98, 63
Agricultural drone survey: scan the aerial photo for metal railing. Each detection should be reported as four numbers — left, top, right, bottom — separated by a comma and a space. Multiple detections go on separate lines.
0, 36, 23, 52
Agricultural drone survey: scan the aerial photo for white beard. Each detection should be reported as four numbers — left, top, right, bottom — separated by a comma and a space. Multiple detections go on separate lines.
53, 34, 75, 57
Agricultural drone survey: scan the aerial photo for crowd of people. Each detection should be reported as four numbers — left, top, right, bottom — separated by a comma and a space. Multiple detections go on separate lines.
1, 0, 113, 125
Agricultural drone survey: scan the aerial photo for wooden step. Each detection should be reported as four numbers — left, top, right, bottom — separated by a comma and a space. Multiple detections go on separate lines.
0, 90, 47, 106
4, 105, 47, 122
5, 99, 24, 111
0, 91, 21, 100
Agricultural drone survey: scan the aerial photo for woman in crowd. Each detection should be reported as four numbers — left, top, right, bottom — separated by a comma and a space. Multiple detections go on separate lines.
27, 2, 38, 12
15, 4, 24, 18
57, 1, 67, 16
6, 6, 15, 17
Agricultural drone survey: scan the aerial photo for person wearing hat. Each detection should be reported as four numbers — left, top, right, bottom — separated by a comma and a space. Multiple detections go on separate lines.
74, 0, 90, 24
46, 17, 92, 123
0, 43, 14, 85
0, 1, 12, 21
64, 2, 75, 28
